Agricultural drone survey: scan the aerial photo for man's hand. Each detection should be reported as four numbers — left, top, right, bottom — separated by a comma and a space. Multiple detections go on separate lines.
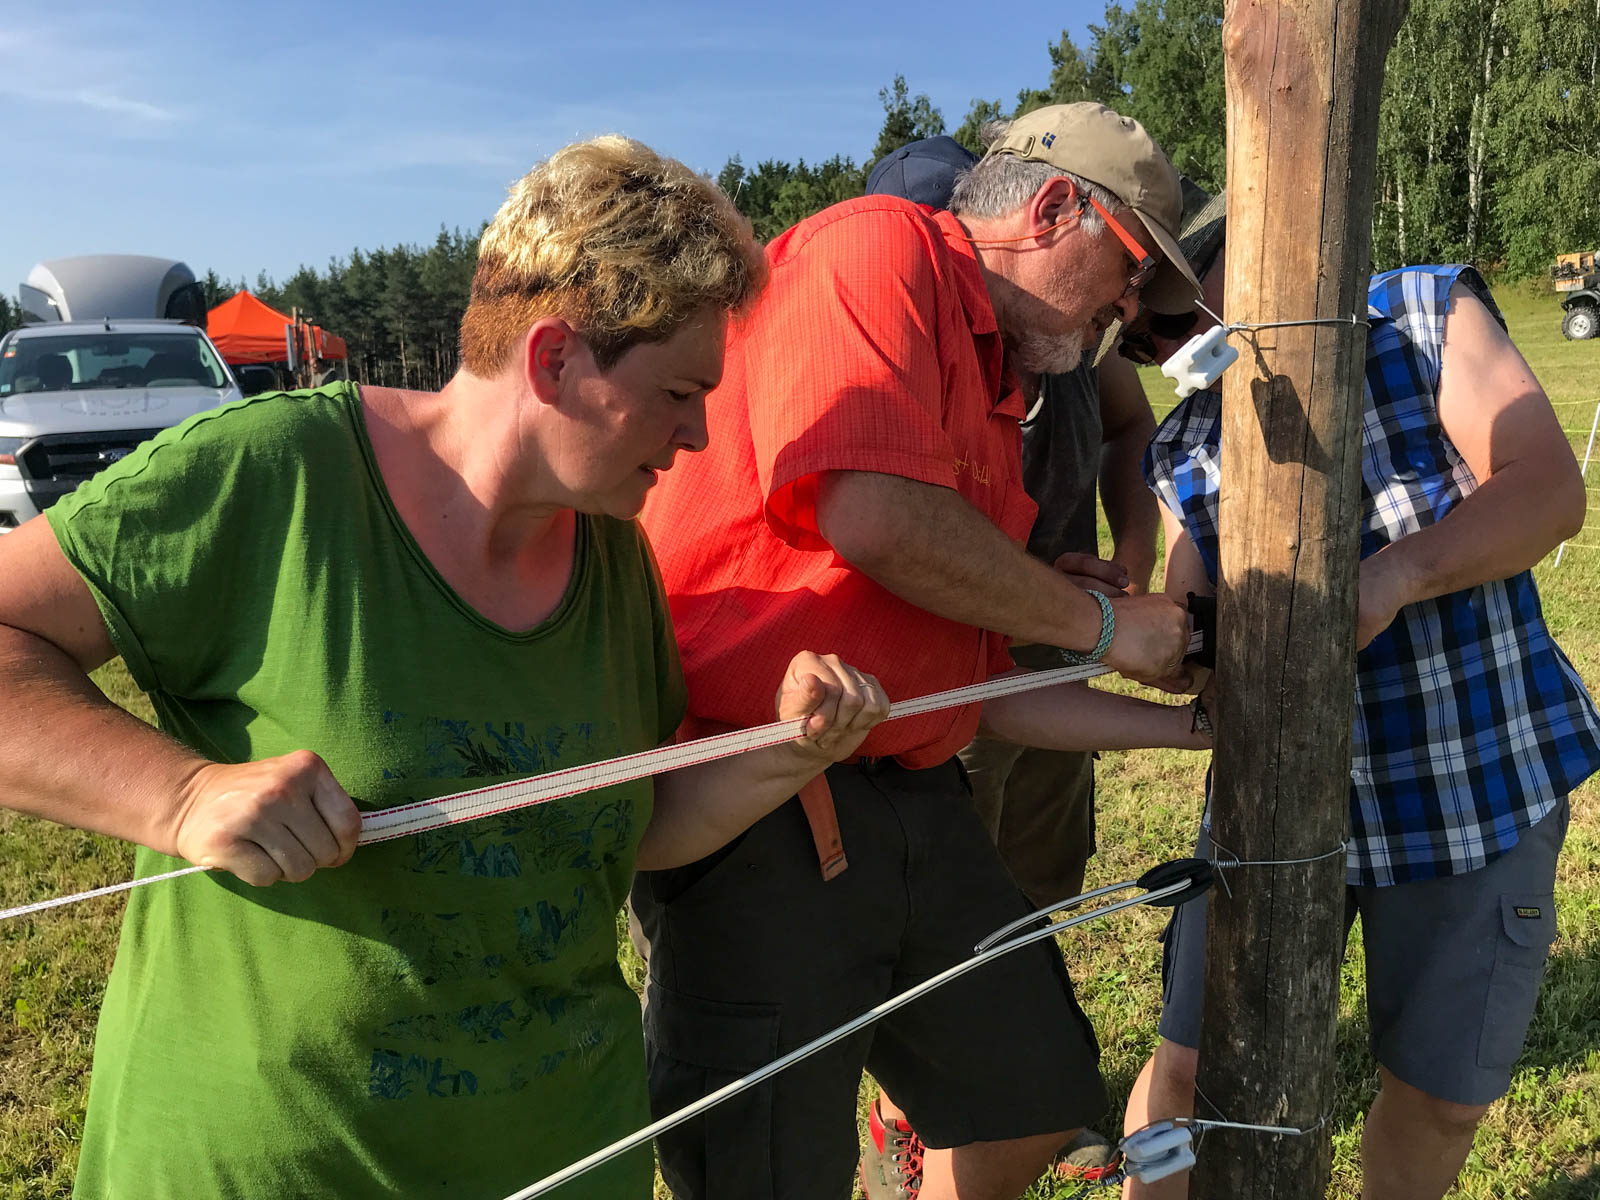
1104, 593, 1193, 692
1052, 551, 1130, 596
1357, 551, 1415, 650
775, 652, 891, 762
171, 751, 363, 886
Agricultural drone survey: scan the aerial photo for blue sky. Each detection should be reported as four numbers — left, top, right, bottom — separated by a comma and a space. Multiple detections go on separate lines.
1, 0, 1108, 301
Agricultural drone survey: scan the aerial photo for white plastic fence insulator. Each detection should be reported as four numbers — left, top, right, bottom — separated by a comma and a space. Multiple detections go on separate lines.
1160, 325, 1239, 399
1120, 1120, 1198, 1184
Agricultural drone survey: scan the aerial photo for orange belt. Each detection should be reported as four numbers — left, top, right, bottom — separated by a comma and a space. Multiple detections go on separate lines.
799, 774, 848, 881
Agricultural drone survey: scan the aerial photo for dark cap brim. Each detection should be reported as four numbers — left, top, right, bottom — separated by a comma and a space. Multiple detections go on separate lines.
1131, 209, 1202, 314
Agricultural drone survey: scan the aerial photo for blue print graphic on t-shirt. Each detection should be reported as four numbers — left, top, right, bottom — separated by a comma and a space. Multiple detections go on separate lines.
515, 890, 587, 965
413, 716, 619, 779
364, 711, 640, 1110
377, 714, 630, 876
368, 1050, 479, 1100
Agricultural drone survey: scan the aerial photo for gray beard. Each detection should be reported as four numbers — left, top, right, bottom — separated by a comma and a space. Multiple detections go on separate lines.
1014, 331, 1085, 376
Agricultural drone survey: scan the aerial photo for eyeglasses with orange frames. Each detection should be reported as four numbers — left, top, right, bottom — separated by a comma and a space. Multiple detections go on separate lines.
1082, 195, 1159, 298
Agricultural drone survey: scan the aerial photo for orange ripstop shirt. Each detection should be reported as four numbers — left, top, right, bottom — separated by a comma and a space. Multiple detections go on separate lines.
641, 196, 1038, 768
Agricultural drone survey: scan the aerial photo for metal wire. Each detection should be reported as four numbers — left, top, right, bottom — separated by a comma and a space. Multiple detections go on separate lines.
1193, 297, 1370, 334
502, 875, 1195, 1200
1207, 837, 1347, 898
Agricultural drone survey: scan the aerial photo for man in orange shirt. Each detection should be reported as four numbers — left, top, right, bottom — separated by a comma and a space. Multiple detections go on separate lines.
635, 104, 1203, 1200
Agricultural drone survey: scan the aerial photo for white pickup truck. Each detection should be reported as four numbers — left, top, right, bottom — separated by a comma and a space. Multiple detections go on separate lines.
0, 319, 242, 529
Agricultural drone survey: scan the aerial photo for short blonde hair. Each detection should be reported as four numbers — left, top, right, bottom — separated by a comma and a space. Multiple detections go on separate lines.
460, 136, 766, 373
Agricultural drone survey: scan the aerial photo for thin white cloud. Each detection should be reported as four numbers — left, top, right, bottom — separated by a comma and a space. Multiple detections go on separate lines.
69, 88, 180, 123
0, 16, 186, 126
0, 84, 181, 123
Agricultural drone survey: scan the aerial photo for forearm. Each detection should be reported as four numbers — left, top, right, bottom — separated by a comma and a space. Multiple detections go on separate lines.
1102, 445, 1160, 594
1098, 354, 1160, 593
638, 742, 830, 870
1161, 514, 1213, 602
978, 679, 1207, 751
817, 471, 1104, 650
0, 625, 205, 854
1374, 461, 1584, 607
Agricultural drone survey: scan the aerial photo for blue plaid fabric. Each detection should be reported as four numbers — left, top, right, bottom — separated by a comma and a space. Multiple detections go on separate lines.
1145, 265, 1600, 886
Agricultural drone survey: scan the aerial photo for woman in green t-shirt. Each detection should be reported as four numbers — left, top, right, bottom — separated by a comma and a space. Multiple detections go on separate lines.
0, 139, 890, 1199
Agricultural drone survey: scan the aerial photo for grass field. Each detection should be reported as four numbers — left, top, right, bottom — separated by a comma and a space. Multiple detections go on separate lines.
2, 280, 1598, 1198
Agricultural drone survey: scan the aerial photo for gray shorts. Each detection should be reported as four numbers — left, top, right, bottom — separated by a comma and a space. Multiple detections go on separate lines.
632, 757, 1107, 1200
1158, 798, 1568, 1106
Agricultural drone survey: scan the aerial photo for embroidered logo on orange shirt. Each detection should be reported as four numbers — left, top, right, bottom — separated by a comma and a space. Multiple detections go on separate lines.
953, 457, 992, 485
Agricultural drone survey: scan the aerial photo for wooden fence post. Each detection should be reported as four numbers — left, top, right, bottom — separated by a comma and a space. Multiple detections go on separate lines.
1194, 3, 1406, 1196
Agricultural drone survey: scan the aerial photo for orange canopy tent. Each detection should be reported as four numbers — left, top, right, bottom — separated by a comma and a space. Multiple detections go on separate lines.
207, 290, 348, 363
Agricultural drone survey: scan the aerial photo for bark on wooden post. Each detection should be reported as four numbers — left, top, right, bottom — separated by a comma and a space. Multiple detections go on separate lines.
1194, 3, 1406, 1196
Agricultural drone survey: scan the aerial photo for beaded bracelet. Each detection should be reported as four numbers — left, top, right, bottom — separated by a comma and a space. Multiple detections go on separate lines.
1059, 589, 1115, 665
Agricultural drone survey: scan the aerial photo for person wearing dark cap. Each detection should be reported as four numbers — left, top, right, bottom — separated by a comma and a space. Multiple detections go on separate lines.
864, 134, 980, 209
1121, 195, 1599, 1200
862, 131, 1165, 1189
634, 103, 1208, 1200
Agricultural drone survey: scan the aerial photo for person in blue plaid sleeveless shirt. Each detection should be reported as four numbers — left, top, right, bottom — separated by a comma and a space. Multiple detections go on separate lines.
1119, 225, 1600, 1200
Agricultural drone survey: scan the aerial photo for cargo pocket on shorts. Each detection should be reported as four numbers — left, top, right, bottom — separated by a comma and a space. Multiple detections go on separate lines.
639, 825, 756, 908
1477, 892, 1557, 1069
644, 982, 781, 1200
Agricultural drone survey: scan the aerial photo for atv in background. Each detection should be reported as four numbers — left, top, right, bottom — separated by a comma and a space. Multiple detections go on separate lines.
1552, 251, 1600, 340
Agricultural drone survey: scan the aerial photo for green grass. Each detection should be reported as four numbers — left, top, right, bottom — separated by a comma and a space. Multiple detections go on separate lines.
0, 667, 142, 1199
3, 285, 1599, 1198
1017, 280, 1600, 1200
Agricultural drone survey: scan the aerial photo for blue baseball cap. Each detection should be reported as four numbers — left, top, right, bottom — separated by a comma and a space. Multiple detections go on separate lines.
865, 136, 979, 210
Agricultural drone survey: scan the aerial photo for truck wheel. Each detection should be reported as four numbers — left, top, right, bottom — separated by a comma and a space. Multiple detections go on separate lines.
1563, 305, 1598, 340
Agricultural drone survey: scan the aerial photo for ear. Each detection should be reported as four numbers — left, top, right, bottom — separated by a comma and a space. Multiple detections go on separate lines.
523, 318, 580, 406
1027, 175, 1083, 240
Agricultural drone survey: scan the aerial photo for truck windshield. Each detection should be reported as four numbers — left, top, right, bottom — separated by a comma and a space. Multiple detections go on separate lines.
0, 332, 228, 396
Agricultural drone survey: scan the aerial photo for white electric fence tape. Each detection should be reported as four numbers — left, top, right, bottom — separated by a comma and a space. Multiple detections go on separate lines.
0, 632, 1202, 923
0, 863, 212, 920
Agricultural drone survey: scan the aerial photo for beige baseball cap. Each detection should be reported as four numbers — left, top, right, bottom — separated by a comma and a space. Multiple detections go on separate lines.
985, 102, 1202, 314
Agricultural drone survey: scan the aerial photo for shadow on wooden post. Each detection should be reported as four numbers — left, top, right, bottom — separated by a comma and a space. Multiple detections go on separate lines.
1193, 2, 1407, 1198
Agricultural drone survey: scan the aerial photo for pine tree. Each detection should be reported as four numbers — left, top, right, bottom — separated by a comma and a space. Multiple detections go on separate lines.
186, 0, 1600, 393
871, 75, 946, 165
953, 98, 1007, 153
1118, 0, 1226, 191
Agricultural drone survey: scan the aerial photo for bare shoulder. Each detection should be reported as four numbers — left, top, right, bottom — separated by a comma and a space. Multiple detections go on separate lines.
357, 384, 439, 423
1438, 280, 1566, 479
1442, 280, 1518, 358
1439, 280, 1542, 405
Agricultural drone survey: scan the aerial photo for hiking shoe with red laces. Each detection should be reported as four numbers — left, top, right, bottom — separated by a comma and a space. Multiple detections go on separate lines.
860, 1098, 924, 1198
1054, 1126, 1121, 1183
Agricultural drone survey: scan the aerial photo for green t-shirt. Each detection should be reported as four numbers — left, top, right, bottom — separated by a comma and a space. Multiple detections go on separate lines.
48, 383, 685, 1198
